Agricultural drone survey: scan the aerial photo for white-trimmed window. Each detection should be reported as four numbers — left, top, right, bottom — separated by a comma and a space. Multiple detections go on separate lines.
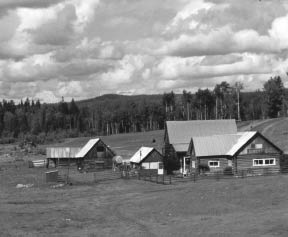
255, 144, 263, 149
253, 158, 276, 166
208, 160, 220, 168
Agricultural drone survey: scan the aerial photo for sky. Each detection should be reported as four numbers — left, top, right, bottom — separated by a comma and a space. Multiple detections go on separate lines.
1, 0, 288, 103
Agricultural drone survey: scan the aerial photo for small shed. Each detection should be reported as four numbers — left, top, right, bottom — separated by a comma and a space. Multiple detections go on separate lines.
130, 147, 163, 175
188, 131, 283, 176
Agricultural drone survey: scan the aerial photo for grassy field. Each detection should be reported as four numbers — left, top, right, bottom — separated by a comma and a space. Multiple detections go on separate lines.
1, 118, 288, 236
1, 161, 288, 236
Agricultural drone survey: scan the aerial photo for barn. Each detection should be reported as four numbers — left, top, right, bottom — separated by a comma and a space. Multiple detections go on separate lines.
163, 120, 237, 174
188, 131, 283, 176
130, 147, 164, 175
46, 138, 115, 170
46, 147, 82, 167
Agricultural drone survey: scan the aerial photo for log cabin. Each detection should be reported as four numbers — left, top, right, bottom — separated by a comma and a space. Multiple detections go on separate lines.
188, 131, 283, 176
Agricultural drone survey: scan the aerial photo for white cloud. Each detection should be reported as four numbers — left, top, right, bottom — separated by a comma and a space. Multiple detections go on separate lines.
158, 27, 280, 57
100, 54, 148, 88
156, 53, 273, 79
35, 90, 59, 103
1, 0, 288, 102
269, 14, 288, 49
72, 0, 100, 32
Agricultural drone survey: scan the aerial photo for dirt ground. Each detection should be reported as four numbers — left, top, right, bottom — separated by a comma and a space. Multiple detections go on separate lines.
1, 160, 288, 237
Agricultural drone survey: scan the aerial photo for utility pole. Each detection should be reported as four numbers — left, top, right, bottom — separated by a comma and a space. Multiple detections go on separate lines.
234, 82, 243, 121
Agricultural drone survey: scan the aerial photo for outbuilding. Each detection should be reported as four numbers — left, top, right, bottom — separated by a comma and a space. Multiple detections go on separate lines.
130, 147, 164, 175
46, 138, 115, 171
188, 131, 283, 176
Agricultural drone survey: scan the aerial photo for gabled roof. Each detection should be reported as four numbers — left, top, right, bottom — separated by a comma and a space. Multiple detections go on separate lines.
46, 147, 82, 158
75, 138, 100, 158
227, 132, 257, 156
166, 120, 237, 151
130, 147, 154, 164
193, 131, 257, 157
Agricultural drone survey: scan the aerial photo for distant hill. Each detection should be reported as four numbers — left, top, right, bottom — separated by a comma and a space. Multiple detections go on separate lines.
75, 94, 165, 108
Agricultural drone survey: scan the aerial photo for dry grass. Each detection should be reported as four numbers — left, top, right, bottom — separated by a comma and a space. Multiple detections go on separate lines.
1, 161, 288, 236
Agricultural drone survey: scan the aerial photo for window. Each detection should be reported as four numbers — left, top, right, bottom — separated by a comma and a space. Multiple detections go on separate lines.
208, 160, 220, 168
192, 161, 195, 168
253, 158, 275, 166
158, 162, 163, 169
255, 144, 263, 149
228, 160, 232, 167
96, 146, 105, 152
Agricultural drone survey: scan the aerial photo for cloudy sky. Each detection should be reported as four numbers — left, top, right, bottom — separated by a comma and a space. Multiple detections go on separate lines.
1, 0, 288, 103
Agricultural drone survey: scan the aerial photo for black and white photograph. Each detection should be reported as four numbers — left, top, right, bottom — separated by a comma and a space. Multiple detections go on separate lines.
1, 0, 288, 236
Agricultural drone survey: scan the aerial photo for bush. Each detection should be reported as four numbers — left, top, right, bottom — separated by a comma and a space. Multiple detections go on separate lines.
164, 156, 181, 175
0, 137, 15, 144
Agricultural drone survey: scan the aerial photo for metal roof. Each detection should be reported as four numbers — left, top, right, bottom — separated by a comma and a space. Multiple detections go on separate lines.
227, 131, 257, 156
166, 120, 237, 147
130, 147, 154, 164
75, 138, 100, 158
173, 143, 190, 152
193, 131, 256, 157
46, 147, 82, 158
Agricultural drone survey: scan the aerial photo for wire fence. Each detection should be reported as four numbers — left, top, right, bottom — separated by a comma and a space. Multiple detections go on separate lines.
4, 159, 288, 188
125, 164, 288, 185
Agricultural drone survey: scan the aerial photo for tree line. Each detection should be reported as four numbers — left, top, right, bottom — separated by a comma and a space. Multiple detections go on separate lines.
0, 76, 286, 144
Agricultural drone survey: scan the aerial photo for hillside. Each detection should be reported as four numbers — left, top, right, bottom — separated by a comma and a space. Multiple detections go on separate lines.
50, 118, 288, 159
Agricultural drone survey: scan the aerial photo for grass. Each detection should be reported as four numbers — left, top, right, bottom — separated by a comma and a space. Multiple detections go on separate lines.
1, 117, 288, 236
1, 161, 288, 236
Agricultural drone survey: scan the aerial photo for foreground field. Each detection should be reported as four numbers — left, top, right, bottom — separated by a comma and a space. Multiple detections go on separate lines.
1, 161, 288, 236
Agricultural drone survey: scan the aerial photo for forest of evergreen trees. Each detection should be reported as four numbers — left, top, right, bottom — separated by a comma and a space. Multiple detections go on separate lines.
0, 76, 286, 144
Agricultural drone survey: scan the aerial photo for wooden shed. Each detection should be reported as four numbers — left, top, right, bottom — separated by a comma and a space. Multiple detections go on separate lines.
163, 119, 237, 174
130, 147, 164, 175
188, 131, 283, 176
46, 147, 82, 167
46, 138, 115, 170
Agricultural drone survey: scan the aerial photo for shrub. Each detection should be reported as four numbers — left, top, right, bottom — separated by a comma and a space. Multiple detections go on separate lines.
0, 137, 15, 144
164, 156, 181, 175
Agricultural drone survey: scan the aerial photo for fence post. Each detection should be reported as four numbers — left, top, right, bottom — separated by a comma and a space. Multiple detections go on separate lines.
216, 171, 220, 181
193, 172, 196, 182
162, 174, 165, 185
156, 174, 158, 184
169, 175, 172, 185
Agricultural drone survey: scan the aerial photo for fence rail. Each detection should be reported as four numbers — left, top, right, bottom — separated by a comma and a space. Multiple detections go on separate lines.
130, 165, 288, 185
